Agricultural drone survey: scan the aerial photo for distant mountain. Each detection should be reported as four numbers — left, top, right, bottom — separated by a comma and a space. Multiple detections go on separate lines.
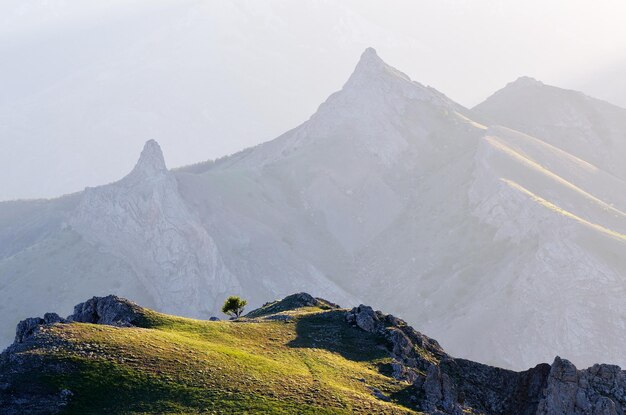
2, 294, 625, 414
1, 49, 625, 371
474, 76, 626, 180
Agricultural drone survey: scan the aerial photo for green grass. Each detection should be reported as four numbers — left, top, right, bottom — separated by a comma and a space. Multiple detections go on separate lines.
17, 303, 422, 414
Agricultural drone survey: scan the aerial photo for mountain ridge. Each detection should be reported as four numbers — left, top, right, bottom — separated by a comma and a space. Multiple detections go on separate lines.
1, 294, 624, 414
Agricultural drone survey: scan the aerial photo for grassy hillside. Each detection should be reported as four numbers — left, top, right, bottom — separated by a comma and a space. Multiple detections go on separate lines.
4, 298, 422, 414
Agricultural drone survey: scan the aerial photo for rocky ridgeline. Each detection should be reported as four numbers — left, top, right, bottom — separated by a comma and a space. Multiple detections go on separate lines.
12, 295, 142, 349
346, 305, 626, 415
2, 294, 626, 414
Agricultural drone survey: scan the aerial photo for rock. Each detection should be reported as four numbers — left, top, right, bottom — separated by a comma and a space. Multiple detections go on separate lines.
68, 295, 141, 326
345, 303, 624, 414
370, 387, 390, 402
346, 305, 380, 333
536, 356, 580, 415
15, 318, 45, 343
43, 313, 65, 325
423, 364, 444, 411
535, 357, 626, 415
14, 313, 68, 344
208, 317, 220, 321
384, 327, 414, 358
390, 360, 418, 383
11, 297, 140, 347
593, 396, 618, 415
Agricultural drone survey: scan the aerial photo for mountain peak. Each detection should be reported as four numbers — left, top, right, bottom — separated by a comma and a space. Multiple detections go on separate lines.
356, 47, 384, 71
130, 139, 167, 177
508, 76, 544, 88
346, 47, 411, 87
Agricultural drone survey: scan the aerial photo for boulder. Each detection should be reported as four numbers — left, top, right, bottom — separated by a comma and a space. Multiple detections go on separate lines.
346, 305, 380, 333
68, 295, 141, 326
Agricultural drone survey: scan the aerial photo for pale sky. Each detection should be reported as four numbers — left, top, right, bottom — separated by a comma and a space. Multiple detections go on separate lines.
2, 0, 626, 200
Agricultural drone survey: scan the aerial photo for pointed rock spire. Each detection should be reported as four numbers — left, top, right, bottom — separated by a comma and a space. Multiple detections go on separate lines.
346, 47, 411, 88
355, 47, 386, 73
129, 139, 167, 178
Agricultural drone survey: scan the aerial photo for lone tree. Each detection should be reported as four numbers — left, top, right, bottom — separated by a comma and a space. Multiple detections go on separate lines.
221, 296, 247, 319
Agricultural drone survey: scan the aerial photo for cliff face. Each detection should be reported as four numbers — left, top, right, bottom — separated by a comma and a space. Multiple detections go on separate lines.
1, 294, 624, 414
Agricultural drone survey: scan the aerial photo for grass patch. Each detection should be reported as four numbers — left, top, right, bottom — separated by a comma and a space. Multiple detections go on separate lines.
11, 305, 421, 414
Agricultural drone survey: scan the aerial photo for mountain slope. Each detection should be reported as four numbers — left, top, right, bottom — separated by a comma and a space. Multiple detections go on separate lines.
1, 49, 626, 371
473, 77, 626, 180
2, 294, 625, 415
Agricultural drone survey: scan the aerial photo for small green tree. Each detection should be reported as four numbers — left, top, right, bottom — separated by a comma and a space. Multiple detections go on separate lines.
221, 296, 247, 319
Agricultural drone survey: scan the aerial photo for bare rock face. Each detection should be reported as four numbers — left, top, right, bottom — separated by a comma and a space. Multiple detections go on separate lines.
69, 140, 239, 320
346, 305, 446, 362
13, 296, 140, 346
536, 357, 625, 415
68, 295, 142, 326
346, 304, 626, 415
15, 313, 66, 344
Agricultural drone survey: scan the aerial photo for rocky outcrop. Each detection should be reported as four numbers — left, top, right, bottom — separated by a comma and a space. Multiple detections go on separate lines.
537, 357, 626, 415
346, 304, 626, 415
14, 313, 66, 344
346, 305, 446, 369
13, 296, 142, 347
246, 292, 340, 318
68, 295, 142, 326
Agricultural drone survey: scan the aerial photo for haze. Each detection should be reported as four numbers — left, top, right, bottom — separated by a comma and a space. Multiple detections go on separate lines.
2, 0, 626, 201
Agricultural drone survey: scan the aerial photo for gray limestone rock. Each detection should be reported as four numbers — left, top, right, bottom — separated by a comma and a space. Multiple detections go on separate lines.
68, 295, 141, 327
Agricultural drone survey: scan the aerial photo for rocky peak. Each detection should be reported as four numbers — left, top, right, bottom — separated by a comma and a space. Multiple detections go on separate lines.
508, 76, 544, 88
353, 47, 387, 75
345, 47, 412, 88
127, 139, 167, 180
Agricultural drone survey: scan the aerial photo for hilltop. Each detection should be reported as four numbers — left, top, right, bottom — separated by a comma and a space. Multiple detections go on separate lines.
1, 294, 624, 414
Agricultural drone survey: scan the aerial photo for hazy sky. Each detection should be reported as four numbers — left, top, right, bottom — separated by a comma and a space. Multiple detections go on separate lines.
2, 0, 626, 200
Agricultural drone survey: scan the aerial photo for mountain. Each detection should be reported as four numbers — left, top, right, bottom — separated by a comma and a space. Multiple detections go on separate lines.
473, 76, 626, 180
2, 294, 625, 414
1, 48, 625, 371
